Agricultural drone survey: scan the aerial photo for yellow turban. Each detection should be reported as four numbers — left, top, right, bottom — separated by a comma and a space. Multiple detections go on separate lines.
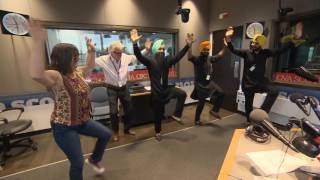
199, 41, 211, 51
252, 34, 267, 48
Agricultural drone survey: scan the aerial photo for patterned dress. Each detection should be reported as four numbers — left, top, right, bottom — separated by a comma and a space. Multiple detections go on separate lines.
50, 71, 91, 126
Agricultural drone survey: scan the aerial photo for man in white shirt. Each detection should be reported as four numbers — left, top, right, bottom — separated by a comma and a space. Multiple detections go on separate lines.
96, 40, 151, 141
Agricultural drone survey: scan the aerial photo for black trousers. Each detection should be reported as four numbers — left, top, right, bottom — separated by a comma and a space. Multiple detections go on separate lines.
242, 82, 279, 122
107, 85, 132, 133
195, 81, 225, 122
152, 87, 187, 133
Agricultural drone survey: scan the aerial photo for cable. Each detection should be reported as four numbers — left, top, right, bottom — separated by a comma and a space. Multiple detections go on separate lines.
276, 131, 298, 179
299, 118, 305, 137
227, 174, 243, 180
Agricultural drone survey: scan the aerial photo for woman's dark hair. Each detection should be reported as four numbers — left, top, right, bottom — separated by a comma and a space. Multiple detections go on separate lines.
50, 43, 79, 75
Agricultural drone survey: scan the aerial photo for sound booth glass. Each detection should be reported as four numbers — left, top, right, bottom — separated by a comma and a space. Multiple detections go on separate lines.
272, 11, 320, 87
46, 27, 177, 82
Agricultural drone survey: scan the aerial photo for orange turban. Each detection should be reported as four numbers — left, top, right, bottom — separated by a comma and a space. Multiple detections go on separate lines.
199, 41, 211, 51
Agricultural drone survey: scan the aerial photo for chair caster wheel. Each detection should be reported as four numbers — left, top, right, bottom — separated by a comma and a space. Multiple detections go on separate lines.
31, 143, 38, 151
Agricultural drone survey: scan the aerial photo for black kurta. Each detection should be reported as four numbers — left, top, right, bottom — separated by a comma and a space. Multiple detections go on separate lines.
227, 42, 293, 88
133, 43, 189, 103
189, 54, 222, 99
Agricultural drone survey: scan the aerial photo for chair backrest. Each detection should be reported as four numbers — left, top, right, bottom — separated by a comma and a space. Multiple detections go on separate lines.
90, 86, 108, 103
0, 107, 24, 122
90, 86, 110, 118
90, 86, 109, 108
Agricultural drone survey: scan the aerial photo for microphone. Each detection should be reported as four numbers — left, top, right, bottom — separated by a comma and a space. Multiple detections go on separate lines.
307, 96, 320, 121
307, 96, 318, 109
294, 66, 319, 82
249, 109, 299, 152
292, 136, 320, 158
289, 93, 310, 116
290, 117, 320, 139
287, 117, 320, 157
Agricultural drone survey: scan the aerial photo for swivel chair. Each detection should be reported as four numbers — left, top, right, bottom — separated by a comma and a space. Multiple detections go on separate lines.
0, 107, 37, 166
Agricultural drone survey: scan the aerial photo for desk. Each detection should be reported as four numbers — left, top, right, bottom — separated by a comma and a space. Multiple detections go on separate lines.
0, 78, 196, 133
217, 129, 319, 180
129, 90, 178, 126
130, 91, 153, 126
130, 91, 151, 97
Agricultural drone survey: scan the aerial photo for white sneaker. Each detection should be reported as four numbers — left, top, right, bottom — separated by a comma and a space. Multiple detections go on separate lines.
171, 115, 183, 124
85, 158, 105, 174
155, 133, 162, 141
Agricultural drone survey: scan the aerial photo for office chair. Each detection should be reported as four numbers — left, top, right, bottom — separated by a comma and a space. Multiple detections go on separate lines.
90, 86, 111, 125
0, 107, 37, 166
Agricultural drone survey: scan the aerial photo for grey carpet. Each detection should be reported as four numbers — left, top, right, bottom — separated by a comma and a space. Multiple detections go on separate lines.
1, 113, 246, 180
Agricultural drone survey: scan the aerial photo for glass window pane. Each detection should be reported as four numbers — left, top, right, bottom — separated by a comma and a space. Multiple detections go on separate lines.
46, 27, 177, 82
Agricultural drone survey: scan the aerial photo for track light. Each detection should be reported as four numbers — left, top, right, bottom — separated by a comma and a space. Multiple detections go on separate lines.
278, 0, 294, 17
176, 0, 190, 23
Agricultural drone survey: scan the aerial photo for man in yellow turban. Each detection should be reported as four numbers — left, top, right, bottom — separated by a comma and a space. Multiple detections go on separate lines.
225, 27, 294, 124
188, 40, 226, 125
251, 34, 267, 49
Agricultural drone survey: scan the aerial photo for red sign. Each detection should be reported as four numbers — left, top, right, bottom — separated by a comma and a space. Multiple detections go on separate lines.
86, 68, 177, 82
128, 68, 177, 81
273, 72, 320, 84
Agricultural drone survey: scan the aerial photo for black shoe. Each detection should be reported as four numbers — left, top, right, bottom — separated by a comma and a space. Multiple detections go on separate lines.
209, 110, 222, 120
195, 121, 203, 126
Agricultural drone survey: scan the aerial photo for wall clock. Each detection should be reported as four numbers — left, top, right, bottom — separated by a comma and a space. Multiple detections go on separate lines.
0, 10, 30, 36
246, 22, 264, 39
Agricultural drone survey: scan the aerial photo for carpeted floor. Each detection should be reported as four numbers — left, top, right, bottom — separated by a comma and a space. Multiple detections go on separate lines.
1, 113, 246, 180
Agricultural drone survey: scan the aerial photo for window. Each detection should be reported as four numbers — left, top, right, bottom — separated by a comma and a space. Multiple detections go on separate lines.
272, 12, 320, 88
46, 27, 177, 82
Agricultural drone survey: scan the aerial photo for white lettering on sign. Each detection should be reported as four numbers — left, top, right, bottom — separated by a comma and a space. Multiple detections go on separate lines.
175, 82, 183, 87
184, 81, 191, 86
175, 81, 194, 87
11, 100, 25, 108
0, 103, 6, 111
40, 97, 54, 104
1, 97, 54, 109
26, 98, 39, 106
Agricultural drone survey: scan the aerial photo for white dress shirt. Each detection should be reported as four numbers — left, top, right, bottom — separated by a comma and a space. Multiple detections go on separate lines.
96, 50, 147, 87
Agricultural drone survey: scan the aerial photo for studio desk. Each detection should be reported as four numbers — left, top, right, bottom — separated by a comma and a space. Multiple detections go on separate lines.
89, 82, 177, 127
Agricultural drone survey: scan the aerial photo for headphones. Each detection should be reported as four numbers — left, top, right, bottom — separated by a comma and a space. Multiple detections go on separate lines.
269, 116, 320, 158
245, 124, 270, 143
292, 136, 320, 158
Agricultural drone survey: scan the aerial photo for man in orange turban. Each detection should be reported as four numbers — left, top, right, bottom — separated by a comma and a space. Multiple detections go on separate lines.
188, 40, 226, 125
199, 41, 211, 52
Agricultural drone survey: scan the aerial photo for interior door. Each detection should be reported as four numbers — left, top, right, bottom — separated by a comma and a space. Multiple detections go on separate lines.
212, 26, 243, 112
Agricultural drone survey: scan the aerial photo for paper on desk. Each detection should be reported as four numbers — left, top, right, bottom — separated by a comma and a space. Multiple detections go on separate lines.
246, 149, 309, 176
144, 86, 151, 91
299, 156, 320, 175
253, 176, 280, 180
